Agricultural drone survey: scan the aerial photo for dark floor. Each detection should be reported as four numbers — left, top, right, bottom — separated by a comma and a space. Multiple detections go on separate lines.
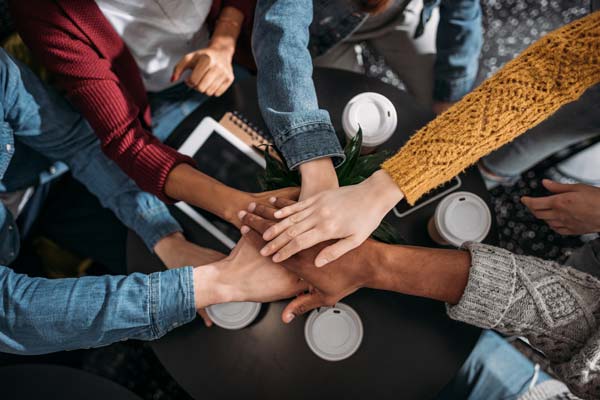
1, 1, 596, 399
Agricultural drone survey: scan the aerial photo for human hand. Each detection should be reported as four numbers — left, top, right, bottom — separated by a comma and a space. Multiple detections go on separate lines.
154, 232, 225, 327
238, 208, 378, 323
254, 169, 403, 267
432, 101, 455, 115
298, 158, 339, 200
192, 230, 308, 310
172, 44, 235, 97
224, 186, 300, 228
521, 180, 600, 235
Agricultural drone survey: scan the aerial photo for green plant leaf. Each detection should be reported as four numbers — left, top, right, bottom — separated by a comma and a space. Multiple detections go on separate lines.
337, 127, 363, 185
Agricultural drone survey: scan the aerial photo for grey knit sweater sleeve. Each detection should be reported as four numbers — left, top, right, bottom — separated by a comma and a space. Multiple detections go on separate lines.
446, 242, 600, 400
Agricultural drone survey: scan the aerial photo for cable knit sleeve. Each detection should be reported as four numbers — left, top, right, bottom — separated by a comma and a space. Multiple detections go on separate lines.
447, 242, 600, 400
382, 11, 600, 205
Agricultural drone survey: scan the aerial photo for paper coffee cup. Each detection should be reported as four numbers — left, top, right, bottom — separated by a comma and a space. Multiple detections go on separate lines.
206, 302, 261, 330
342, 92, 397, 153
304, 302, 363, 362
428, 192, 492, 247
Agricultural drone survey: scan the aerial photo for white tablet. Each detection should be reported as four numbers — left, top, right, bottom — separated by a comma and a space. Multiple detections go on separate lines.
176, 117, 266, 249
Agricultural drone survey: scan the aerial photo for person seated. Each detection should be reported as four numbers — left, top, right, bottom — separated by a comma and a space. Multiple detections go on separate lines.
247, 0, 481, 205
250, 10, 600, 268
309, 0, 482, 114
239, 180, 600, 399
8, 0, 282, 229
0, 48, 305, 354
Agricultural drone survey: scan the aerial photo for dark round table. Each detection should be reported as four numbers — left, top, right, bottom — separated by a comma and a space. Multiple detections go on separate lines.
128, 68, 496, 400
0, 364, 142, 399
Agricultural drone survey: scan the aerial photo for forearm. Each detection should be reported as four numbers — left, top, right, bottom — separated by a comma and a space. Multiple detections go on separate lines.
252, 0, 344, 169
0, 266, 195, 355
165, 164, 247, 224
382, 12, 600, 205
209, 6, 244, 55
367, 241, 470, 304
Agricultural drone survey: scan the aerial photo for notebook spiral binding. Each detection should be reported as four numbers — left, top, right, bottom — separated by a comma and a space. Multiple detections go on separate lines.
229, 111, 272, 145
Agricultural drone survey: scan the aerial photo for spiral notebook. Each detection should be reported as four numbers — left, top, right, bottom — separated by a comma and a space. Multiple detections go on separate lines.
218, 111, 281, 162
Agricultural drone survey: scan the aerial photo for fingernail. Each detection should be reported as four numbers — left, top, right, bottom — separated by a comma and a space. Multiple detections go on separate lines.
269, 197, 276, 204
240, 225, 250, 234
285, 313, 295, 323
247, 202, 256, 212
315, 258, 328, 268
263, 229, 273, 240
260, 246, 269, 256
238, 210, 247, 220
274, 211, 282, 218
272, 254, 281, 263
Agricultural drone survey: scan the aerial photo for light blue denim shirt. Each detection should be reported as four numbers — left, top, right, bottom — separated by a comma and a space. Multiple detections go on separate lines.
252, 0, 482, 169
0, 49, 196, 354
0, 49, 183, 264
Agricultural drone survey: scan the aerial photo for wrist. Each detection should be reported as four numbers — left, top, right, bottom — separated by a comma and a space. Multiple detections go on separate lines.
366, 170, 404, 214
193, 261, 236, 309
299, 158, 339, 196
208, 36, 236, 58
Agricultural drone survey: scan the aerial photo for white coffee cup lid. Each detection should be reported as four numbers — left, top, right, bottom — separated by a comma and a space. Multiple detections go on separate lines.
342, 92, 397, 147
434, 191, 492, 247
206, 302, 261, 330
304, 303, 363, 362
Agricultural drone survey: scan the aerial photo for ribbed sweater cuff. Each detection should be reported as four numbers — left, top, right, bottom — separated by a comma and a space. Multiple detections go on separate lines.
446, 242, 517, 329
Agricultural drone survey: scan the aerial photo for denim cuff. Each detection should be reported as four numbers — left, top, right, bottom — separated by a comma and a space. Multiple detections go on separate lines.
276, 123, 345, 170
433, 75, 477, 103
134, 207, 184, 252
149, 267, 196, 339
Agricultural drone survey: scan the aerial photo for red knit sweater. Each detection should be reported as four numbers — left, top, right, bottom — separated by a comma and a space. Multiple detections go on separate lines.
9, 0, 256, 201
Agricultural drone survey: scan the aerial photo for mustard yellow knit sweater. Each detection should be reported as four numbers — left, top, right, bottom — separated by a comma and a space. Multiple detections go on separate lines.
382, 11, 600, 205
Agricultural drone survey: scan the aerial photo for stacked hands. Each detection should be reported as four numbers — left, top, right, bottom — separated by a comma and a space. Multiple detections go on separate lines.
176, 172, 600, 328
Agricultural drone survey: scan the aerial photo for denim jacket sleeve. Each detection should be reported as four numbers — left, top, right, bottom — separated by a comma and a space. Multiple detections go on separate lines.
252, 0, 345, 169
431, 0, 483, 102
0, 49, 181, 251
0, 265, 196, 355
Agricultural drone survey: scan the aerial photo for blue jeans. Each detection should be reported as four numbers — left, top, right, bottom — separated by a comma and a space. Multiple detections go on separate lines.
437, 330, 552, 400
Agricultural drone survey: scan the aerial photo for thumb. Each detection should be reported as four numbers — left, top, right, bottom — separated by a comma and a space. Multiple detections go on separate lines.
542, 179, 575, 194
172, 53, 195, 82
281, 292, 325, 323
314, 236, 360, 268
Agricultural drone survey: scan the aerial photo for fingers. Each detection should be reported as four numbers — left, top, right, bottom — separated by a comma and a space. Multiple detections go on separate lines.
239, 211, 275, 234
195, 68, 221, 94
270, 196, 297, 208
542, 179, 576, 194
261, 217, 317, 257
205, 76, 226, 97
528, 208, 557, 221
273, 197, 315, 219
197, 309, 213, 328
185, 55, 211, 88
240, 225, 267, 249
214, 78, 233, 97
281, 292, 325, 323
314, 236, 361, 267
248, 202, 278, 220
172, 54, 194, 82
272, 229, 324, 262
521, 196, 554, 211
263, 208, 314, 241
